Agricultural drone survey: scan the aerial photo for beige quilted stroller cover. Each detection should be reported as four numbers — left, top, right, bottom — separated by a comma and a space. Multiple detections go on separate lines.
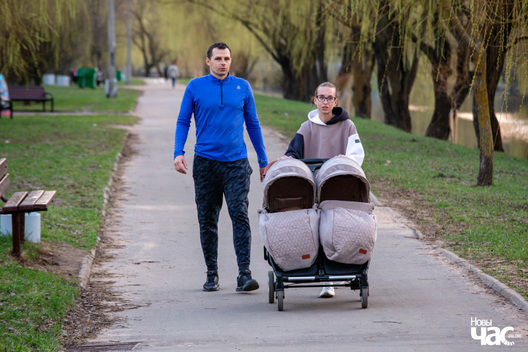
316, 157, 377, 264
259, 158, 319, 271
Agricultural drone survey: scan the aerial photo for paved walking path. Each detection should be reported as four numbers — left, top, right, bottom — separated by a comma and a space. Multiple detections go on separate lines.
86, 78, 528, 351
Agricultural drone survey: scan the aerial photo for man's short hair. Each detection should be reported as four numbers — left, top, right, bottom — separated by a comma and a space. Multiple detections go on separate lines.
207, 42, 232, 59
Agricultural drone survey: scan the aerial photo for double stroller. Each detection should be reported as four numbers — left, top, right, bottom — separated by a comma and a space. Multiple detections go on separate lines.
259, 157, 377, 311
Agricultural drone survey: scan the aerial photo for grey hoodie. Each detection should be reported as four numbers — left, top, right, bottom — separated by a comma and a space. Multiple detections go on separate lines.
285, 107, 365, 165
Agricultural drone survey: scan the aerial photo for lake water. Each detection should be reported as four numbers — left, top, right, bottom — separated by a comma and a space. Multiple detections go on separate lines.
370, 90, 528, 160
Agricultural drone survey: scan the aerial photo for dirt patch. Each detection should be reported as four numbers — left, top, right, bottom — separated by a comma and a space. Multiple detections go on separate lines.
60, 130, 140, 347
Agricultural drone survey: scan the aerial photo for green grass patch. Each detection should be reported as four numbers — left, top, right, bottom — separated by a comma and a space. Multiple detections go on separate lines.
0, 238, 78, 351
1, 114, 137, 249
11, 84, 140, 113
255, 93, 314, 138
0, 114, 137, 350
1, 82, 138, 350
118, 77, 145, 86
254, 92, 528, 300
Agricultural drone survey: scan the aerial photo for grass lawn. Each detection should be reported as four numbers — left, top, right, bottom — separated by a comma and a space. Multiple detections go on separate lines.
1, 85, 139, 351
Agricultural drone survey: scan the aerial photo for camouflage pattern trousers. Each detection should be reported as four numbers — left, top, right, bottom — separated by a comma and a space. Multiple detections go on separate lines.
192, 154, 253, 273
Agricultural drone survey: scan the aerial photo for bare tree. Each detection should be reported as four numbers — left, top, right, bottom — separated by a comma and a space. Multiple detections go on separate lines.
131, 0, 169, 77
187, 0, 329, 101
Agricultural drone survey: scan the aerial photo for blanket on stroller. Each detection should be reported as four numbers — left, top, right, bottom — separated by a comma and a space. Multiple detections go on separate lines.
259, 158, 319, 271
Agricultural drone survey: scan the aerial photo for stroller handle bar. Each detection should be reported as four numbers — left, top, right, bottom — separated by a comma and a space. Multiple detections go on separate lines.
300, 158, 329, 173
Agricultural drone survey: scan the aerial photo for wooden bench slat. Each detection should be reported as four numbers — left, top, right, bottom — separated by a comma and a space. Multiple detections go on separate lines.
2, 191, 28, 213
19, 190, 45, 211
33, 190, 56, 210
9, 86, 47, 100
0, 174, 10, 199
0, 158, 7, 177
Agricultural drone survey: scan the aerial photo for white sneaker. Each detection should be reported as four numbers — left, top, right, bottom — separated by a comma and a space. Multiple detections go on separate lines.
319, 285, 335, 298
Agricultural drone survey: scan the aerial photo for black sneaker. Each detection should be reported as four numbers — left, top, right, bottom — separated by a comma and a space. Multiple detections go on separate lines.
203, 271, 219, 291
236, 270, 259, 292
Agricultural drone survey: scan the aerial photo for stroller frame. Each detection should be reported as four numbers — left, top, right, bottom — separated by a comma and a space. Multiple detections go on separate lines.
265, 246, 369, 311
263, 159, 370, 311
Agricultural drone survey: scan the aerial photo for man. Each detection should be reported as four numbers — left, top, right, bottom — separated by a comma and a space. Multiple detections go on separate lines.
167, 61, 180, 88
283, 81, 365, 298
173, 42, 268, 292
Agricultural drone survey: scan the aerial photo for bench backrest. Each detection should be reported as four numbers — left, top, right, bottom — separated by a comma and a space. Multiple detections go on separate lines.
9, 86, 47, 100
0, 158, 9, 199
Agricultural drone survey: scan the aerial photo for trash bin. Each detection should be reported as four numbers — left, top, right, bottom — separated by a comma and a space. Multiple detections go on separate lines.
76, 67, 96, 89
42, 73, 56, 85
56, 75, 70, 87
0, 213, 41, 243
76, 68, 85, 88
116, 70, 122, 82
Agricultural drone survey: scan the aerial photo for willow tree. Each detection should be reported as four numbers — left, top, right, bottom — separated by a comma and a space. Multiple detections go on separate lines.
330, 0, 421, 131
332, 0, 526, 186
327, 3, 375, 119
187, 0, 330, 101
0, 0, 86, 84
441, 0, 528, 186
472, 0, 517, 153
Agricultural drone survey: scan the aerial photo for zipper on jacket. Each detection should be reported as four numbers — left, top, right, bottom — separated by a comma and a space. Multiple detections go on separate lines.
220, 80, 223, 106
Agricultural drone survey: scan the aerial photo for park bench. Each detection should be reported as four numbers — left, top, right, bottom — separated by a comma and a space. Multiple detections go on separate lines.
8, 86, 54, 114
0, 158, 56, 257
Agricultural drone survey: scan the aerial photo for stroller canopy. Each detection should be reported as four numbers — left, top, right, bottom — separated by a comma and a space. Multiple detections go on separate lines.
262, 158, 316, 212
315, 156, 370, 203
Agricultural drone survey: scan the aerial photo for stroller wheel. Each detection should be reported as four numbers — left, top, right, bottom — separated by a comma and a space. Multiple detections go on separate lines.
360, 287, 369, 309
268, 271, 275, 304
277, 290, 284, 311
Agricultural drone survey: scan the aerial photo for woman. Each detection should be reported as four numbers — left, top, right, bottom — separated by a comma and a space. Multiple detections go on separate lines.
283, 81, 365, 297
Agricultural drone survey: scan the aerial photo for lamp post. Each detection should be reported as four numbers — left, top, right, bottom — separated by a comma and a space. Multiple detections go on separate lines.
125, 0, 132, 85
107, 0, 118, 97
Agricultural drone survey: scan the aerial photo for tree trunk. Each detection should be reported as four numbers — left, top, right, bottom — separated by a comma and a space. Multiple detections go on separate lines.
426, 85, 452, 139
421, 20, 453, 140
335, 40, 374, 119
473, 38, 506, 153
351, 53, 375, 119
373, 9, 417, 132
279, 54, 321, 102
473, 53, 494, 186
424, 58, 452, 139
484, 41, 507, 152
452, 41, 472, 110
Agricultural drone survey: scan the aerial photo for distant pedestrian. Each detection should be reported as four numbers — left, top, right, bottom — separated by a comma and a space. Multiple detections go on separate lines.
167, 62, 180, 88
173, 42, 268, 292
0, 73, 11, 117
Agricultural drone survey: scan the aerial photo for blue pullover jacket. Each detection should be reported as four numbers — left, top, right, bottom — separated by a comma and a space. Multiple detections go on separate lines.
174, 74, 268, 168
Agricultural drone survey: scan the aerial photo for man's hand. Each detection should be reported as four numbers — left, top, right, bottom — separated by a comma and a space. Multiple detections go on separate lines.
259, 167, 266, 182
174, 155, 188, 174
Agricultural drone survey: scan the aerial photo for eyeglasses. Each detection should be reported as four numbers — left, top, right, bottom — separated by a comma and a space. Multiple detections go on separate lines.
315, 95, 336, 103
